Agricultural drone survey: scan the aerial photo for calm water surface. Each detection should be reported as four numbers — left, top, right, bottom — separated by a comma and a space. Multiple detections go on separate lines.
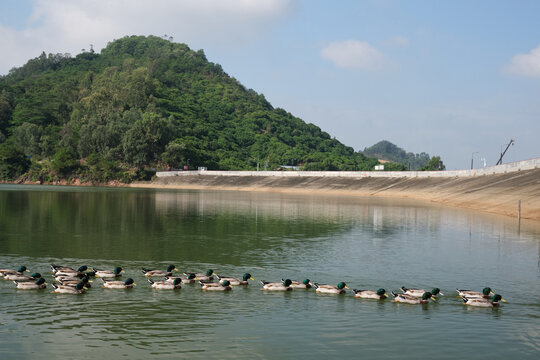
0, 185, 539, 359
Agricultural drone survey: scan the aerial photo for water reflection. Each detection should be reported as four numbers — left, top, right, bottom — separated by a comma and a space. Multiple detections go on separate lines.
0, 185, 539, 359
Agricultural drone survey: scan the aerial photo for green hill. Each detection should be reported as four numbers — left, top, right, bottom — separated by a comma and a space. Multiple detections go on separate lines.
0, 35, 403, 183
363, 140, 433, 170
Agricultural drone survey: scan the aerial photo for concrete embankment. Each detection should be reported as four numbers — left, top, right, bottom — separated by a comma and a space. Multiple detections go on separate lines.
134, 158, 540, 221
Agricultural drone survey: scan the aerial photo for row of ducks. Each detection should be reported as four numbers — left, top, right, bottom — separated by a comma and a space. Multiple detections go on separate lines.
0, 265, 506, 307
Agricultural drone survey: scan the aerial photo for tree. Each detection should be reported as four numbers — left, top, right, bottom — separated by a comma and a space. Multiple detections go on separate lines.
122, 112, 170, 166
0, 142, 31, 180
420, 156, 445, 171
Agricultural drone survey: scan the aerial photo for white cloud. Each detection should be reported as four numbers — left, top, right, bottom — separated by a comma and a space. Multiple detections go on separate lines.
0, 0, 293, 74
320, 40, 385, 70
504, 44, 540, 78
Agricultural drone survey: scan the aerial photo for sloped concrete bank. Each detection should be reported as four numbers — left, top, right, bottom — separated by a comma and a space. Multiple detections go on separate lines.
133, 159, 540, 221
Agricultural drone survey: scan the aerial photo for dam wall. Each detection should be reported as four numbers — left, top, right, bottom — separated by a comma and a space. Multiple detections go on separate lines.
156, 158, 540, 178
144, 158, 540, 221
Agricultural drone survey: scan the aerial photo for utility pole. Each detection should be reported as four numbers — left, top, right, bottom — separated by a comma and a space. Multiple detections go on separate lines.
471, 152, 479, 169
496, 139, 515, 165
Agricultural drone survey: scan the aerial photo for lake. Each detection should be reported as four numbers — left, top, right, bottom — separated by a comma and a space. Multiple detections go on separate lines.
0, 184, 539, 359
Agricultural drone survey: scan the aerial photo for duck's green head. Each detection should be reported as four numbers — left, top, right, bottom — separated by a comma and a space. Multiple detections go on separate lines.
422, 292, 433, 300
173, 278, 182, 286
75, 282, 85, 290
377, 288, 386, 296
167, 264, 176, 272
431, 288, 441, 296
31, 273, 41, 279
86, 271, 96, 277
222, 280, 231, 287
242, 273, 253, 281
337, 282, 348, 290
483, 287, 493, 295
18, 266, 28, 273
78, 266, 88, 272
492, 294, 505, 303
36, 278, 46, 285
80, 275, 89, 283
186, 273, 196, 280
114, 267, 122, 275
282, 279, 292, 287
303, 279, 311, 286
125, 278, 134, 285
206, 269, 214, 276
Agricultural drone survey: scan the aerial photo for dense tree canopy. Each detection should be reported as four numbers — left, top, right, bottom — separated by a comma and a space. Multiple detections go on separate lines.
0, 35, 401, 183
363, 140, 433, 170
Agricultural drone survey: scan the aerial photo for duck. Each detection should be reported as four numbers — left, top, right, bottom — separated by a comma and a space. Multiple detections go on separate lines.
456, 287, 493, 299
261, 279, 293, 291
200, 280, 232, 291
54, 273, 86, 282
141, 264, 177, 277
4, 272, 41, 281
287, 279, 312, 289
353, 288, 388, 300
216, 273, 254, 286
188, 269, 215, 281
401, 286, 443, 298
59, 275, 92, 288
101, 278, 135, 289
51, 265, 88, 275
392, 291, 433, 304
463, 294, 505, 307
0, 266, 29, 277
165, 273, 196, 284
314, 282, 349, 294
52, 282, 86, 294
13, 278, 47, 290
148, 278, 182, 289
93, 267, 123, 278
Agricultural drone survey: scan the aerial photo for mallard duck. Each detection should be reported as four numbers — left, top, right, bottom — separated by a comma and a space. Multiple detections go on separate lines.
14, 278, 47, 290
149, 278, 182, 289
456, 287, 493, 299
216, 273, 254, 286
188, 269, 214, 281
51, 265, 88, 275
392, 291, 433, 304
0, 266, 29, 277
93, 267, 123, 278
59, 275, 92, 288
314, 282, 349, 294
54, 273, 86, 282
261, 279, 293, 291
4, 272, 41, 281
102, 278, 135, 289
52, 282, 86, 294
200, 280, 232, 291
141, 264, 177, 277
287, 279, 313, 289
463, 294, 505, 307
166, 273, 196, 284
401, 286, 443, 297
353, 288, 388, 299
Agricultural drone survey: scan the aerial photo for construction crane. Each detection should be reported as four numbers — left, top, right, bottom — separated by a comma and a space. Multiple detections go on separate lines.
496, 139, 515, 165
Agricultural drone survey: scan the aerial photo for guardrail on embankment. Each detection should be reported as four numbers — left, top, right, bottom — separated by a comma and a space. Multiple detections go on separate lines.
156, 158, 540, 179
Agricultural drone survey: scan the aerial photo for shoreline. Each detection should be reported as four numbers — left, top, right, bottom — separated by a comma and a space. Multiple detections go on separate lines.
131, 168, 540, 221
3, 167, 539, 222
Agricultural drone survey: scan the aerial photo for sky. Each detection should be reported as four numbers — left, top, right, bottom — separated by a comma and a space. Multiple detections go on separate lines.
1, 0, 539, 170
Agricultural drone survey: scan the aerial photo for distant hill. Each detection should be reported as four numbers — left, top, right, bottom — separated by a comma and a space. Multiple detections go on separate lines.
0, 35, 405, 183
363, 140, 431, 170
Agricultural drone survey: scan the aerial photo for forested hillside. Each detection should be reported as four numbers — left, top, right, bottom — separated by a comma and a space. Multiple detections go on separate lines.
0, 35, 401, 183
363, 140, 434, 170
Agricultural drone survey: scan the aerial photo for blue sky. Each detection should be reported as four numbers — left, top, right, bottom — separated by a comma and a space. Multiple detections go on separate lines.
1, 0, 539, 169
